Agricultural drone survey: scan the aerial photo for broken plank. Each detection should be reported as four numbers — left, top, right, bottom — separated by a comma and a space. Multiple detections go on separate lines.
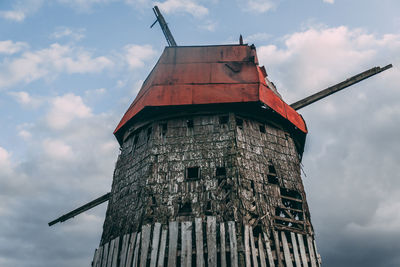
273, 230, 284, 267
207, 216, 217, 267
94, 246, 103, 267
290, 232, 301, 267
263, 233, 275, 267
167, 221, 178, 267
125, 232, 137, 267
92, 248, 99, 267
281, 231, 293, 267
132, 232, 141, 267
307, 235, 317, 267
228, 221, 238, 267
157, 229, 168, 267
181, 221, 192, 267
258, 234, 267, 267
195, 218, 205, 267
249, 226, 259, 267
140, 225, 152, 267
297, 234, 308, 267
150, 223, 161, 267
220, 222, 226, 267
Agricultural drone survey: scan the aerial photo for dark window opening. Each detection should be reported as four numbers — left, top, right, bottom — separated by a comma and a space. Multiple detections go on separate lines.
216, 167, 226, 176
133, 135, 139, 146
147, 127, 152, 141
219, 116, 229, 124
161, 123, 167, 136
178, 202, 192, 214
236, 118, 243, 129
280, 188, 302, 200
187, 167, 200, 180
267, 174, 279, 184
259, 125, 266, 133
268, 163, 276, 174
250, 180, 255, 192
187, 119, 194, 128
253, 225, 263, 237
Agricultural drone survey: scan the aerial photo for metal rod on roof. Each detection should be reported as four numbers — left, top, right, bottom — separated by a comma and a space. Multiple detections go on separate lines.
151, 6, 177, 47
48, 192, 111, 226
290, 64, 393, 111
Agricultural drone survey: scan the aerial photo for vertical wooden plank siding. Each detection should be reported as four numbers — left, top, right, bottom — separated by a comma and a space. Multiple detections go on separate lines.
126, 232, 137, 267
92, 248, 99, 267
157, 229, 168, 267
133, 232, 142, 267
195, 218, 205, 267
207, 216, 217, 267
181, 221, 193, 267
167, 221, 178, 267
281, 232, 293, 267
111, 236, 120, 267
228, 221, 239, 267
249, 226, 259, 267
140, 225, 152, 267
220, 222, 227, 267
263, 233, 275, 267
290, 232, 301, 267
307, 236, 317, 267
273, 230, 283, 267
119, 234, 130, 267
95, 246, 103, 267
101, 242, 109, 267
258, 234, 267, 267
244, 225, 251, 267
150, 223, 161, 267
296, 234, 308, 267
107, 239, 116, 267
313, 240, 322, 266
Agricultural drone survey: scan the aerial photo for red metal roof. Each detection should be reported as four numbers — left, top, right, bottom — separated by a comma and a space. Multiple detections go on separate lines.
114, 45, 307, 135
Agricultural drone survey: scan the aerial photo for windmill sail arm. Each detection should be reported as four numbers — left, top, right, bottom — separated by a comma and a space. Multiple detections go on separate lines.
290, 64, 393, 111
48, 192, 111, 226
152, 6, 177, 47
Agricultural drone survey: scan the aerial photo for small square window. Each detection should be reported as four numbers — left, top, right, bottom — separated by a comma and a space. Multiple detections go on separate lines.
186, 167, 200, 180
236, 118, 243, 128
187, 119, 194, 128
219, 116, 229, 124
161, 123, 167, 135
216, 167, 226, 176
259, 125, 266, 133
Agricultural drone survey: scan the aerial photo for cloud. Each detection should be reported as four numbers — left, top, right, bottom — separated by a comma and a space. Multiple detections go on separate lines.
239, 0, 277, 13
50, 27, 86, 41
57, 0, 117, 11
0, 0, 43, 22
323, 0, 334, 3
124, 44, 157, 69
155, 0, 209, 17
8, 91, 42, 108
46, 93, 92, 130
0, 43, 113, 89
0, 40, 28, 54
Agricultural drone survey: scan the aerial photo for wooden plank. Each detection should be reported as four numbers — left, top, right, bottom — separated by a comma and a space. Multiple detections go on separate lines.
258, 234, 267, 267
262, 233, 275, 267
107, 238, 115, 267
281, 232, 293, 267
296, 234, 308, 267
96, 246, 104, 267
307, 235, 317, 267
181, 221, 193, 267
150, 223, 161, 267
133, 232, 141, 267
140, 225, 152, 267
313, 240, 321, 266
126, 232, 137, 267
207, 216, 217, 267
220, 222, 227, 267
92, 248, 99, 267
195, 218, 205, 267
157, 229, 168, 267
111, 236, 120, 267
290, 232, 301, 267
273, 230, 283, 267
167, 221, 178, 267
249, 226, 259, 267
244, 225, 251, 267
119, 234, 130, 267
228, 221, 238, 267
101, 242, 109, 267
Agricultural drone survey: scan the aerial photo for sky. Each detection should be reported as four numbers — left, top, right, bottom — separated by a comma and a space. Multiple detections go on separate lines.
0, 0, 399, 266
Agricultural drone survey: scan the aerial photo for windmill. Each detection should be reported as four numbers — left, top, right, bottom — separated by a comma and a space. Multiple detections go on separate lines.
49, 7, 392, 267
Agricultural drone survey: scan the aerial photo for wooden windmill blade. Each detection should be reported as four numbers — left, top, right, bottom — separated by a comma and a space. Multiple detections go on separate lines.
290, 64, 393, 110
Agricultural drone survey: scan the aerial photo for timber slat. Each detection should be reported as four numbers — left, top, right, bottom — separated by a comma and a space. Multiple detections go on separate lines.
107, 238, 115, 267
111, 236, 120, 267
126, 232, 137, 267
207, 216, 217, 267
281, 232, 293, 267
220, 222, 227, 267
119, 234, 130, 267
101, 242, 109, 267
244, 225, 251, 267
307, 235, 317, 267
228, 221, 239, 267
167, 221, 178, 267
95, 246, 103, 267
313, 239, 322, 266
297, 234, 308, 267
181, 221, 193, 267
263, 233, 275, 267
133, 232, 141, 267
140, 225, 152, 267
150, 223, 161, 267
249, 226, 259, 267
290, 232, 301, 267
195, 218, 205, 267
258, 234, 267, 267
92, 248, 99, 267
273, 230, 284, 267
157, 229, 167, 267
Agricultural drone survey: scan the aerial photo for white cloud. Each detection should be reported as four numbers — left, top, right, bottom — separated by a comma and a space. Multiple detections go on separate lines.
51, 27, 86, 41
0, 0, 43, 22
323, 0, 334, 4
155, 0, 209, 17
0, 40, 28, 54
0, 147, 12, 175
18, 130, 32, 140
46, 93, 92, 130
0, 43, 113, 89
239, 0, 276, 13
8, 91, 42, 108
124, 44, 157, 69
42, 139, 74, 160
57, 0, 117, 11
